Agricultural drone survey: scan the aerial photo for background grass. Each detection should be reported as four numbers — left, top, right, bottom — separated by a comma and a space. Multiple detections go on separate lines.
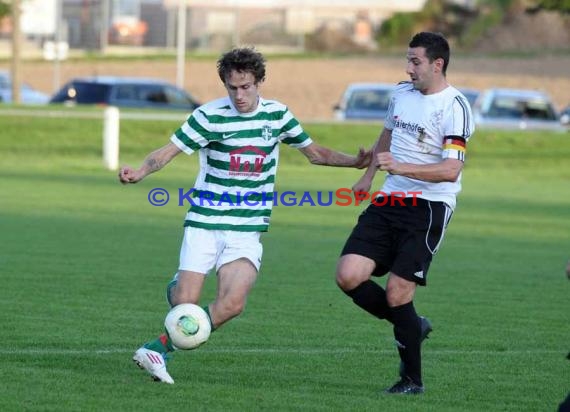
0, 109, 569, 411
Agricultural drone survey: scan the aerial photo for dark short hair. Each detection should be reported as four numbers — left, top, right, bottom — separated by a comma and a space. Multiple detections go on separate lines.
409, 32, 450, 75
216, 47, 266, 84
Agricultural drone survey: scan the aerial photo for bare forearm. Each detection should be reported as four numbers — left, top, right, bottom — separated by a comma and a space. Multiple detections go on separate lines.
301, 143, 369, 168
381, 158, 463, 183
141, 150, 171, 175
136, 143, 181, 178
311, 148, 358, 167
401, 164, 453, 181
120, 142, 181, 184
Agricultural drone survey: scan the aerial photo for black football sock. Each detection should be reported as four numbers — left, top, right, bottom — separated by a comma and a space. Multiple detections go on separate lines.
344, 280, 393, 323
390, 302, 422, 386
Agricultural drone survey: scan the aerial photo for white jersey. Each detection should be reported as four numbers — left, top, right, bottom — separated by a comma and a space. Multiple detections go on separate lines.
382, 82, 474, 209
170, 96, 312, 232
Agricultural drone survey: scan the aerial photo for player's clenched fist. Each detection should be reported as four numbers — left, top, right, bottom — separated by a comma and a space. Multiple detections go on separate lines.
119, 166, 143, 184
376, 152, 400, 174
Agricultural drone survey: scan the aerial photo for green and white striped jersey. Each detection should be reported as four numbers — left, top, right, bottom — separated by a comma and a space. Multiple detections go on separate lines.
170, 96, 312, 232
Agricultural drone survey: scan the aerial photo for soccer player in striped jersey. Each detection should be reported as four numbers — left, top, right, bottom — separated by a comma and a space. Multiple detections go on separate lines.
119, 47, 370, 384
336, 32, 474, 395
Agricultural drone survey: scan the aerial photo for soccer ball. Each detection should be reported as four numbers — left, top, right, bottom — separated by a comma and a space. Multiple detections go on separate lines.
164, 304, 211, 350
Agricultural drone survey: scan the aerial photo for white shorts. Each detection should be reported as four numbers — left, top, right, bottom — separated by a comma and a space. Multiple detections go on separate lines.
178, 227, 263, 274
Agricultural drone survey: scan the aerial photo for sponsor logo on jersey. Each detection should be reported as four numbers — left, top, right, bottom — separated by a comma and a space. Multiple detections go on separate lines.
393, 117, 424, 139
229, 145, 267, 176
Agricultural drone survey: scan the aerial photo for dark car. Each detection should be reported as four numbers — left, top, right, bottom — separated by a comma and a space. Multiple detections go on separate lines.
333, 83, 395, 121
49, 76, 200, 111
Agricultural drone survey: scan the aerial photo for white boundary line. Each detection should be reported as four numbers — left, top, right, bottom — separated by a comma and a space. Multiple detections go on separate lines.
0, 348, 565, 356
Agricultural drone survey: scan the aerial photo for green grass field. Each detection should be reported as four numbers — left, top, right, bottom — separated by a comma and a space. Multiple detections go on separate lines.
1, 109, 569, 411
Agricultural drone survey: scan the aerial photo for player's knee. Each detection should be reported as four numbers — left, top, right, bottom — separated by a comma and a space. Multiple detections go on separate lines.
386, 283, 414, 307
335, 271, 350, 291
336, 255, 374, 291
336, 268, 365, 291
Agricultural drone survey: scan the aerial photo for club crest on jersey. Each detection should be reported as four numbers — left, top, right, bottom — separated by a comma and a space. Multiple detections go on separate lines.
430, 110, 443, 128
261, 124, 272, 141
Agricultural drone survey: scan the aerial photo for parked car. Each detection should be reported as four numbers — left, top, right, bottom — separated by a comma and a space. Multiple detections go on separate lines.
473, 88, 564, 131
49, 77, 200, 111
0, 71, 50, 105
333, 83, 395, 121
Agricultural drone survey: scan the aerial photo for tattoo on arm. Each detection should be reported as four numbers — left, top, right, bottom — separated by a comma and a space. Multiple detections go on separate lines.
143, 145, 177, 174
144, 155, 164, 172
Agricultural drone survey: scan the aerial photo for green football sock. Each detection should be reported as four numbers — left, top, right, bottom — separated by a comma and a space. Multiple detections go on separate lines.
203, 305, 216, 332
144, 333, 176, 353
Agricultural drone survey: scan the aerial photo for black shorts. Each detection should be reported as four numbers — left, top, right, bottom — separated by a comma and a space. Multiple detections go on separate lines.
341, 196, 453, 286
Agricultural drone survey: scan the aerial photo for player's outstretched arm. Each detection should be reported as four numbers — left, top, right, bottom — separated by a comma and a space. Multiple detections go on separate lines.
119, 142, 182, 184
298, 143, 371, 169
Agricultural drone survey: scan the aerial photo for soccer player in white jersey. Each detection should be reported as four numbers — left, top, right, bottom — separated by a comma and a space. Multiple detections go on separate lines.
119, 47, 370, 384
336, 32, 474, 395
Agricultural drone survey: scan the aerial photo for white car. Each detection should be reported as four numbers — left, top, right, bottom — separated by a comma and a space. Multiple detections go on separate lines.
0, 71, 50, 105
473, 88, 564, 131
